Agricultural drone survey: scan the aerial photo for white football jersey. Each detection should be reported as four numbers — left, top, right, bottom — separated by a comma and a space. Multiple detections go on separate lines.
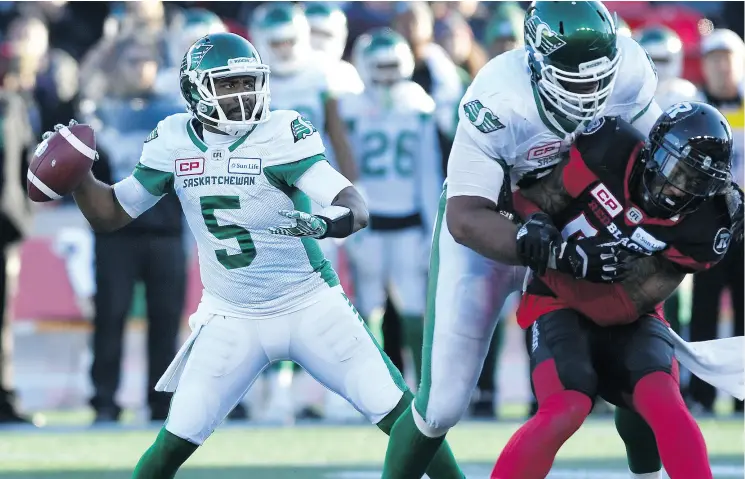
115, 110, 342, 318
338, 82, 442, 231
457, 35, 660, 192
655, 77, 705, 111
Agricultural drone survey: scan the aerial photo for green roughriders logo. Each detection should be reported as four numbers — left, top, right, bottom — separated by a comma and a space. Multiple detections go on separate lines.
463, 100, 505, 133
525, 16, 567, 56
291, 116, 317, 143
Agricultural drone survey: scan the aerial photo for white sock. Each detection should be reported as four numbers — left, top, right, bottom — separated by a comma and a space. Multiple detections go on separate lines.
630, 471, 661, 479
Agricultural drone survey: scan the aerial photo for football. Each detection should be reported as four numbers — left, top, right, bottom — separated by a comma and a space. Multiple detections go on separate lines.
26, 123, 97, 202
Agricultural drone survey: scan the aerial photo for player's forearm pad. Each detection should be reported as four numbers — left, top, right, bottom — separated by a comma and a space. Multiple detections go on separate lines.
317, 205, 354, 239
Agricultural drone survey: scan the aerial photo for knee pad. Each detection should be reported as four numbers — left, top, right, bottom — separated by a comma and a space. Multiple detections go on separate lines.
346, 355, 406, 424
414, 380, 472, 434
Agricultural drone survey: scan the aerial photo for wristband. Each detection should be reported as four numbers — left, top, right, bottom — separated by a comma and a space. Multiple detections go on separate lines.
317, 205, 354, 239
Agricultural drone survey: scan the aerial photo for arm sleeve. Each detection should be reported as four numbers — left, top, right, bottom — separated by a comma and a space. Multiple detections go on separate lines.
630, 99, 663, 137
115, 120, 174, 217
445, 122, 505, 206
113, 175, 163, 218
295, 160, 353, 207
418, 113, 444, 234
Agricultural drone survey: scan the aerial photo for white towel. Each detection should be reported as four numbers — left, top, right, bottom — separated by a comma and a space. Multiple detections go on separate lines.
155, 309, 214, 393
669, 328, 745, 400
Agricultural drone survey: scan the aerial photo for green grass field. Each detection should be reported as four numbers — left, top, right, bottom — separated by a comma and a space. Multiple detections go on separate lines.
0, 418, 740, 478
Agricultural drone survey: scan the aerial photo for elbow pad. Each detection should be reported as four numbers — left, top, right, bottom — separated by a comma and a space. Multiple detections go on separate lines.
317, 205, 354, 239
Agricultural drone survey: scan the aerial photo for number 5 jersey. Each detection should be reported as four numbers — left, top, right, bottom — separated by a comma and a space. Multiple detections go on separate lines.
113, 110, 352, 318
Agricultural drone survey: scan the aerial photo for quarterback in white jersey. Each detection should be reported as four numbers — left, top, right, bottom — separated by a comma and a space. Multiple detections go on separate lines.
382, 2, 664, 478
636, 25, 705, 110
62, 33, 465, 478
340, 29, 443, 384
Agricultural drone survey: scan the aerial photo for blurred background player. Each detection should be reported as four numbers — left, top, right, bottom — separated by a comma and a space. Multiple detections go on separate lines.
342, 28, 442, 390
154, 8, 227, 100
636, 25, 704, 110
305, 2, 363, 96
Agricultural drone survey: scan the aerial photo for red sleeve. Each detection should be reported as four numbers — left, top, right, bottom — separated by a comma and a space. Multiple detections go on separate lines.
540, 270, 639, 325
663, 246, 716, 272
563, 146, 600, 198
512, 191, 544, 219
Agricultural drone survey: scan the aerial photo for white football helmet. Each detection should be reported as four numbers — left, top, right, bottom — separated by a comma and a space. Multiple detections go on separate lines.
305, 3, 348, 62
635, 25, 684, 82
250, 3, 311, 76
353, 28, 414, 90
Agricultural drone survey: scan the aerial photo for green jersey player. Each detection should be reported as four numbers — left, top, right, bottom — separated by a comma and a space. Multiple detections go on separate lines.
59, 32, 464, 479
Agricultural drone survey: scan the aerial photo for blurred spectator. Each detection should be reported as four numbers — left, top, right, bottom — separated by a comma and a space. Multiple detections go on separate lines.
15, 1, 109, 60
434, 12, 487, 82
0, 87, 35, 424
82, 36, 186, 423
80, 1, 168, 101
483, 2, 524, 58
4, 14, 80, 135
392, 1, 462, 150
687, 28, 744, 414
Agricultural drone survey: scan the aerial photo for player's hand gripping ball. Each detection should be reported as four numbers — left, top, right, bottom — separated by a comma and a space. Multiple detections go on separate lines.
27, 120, 97, 202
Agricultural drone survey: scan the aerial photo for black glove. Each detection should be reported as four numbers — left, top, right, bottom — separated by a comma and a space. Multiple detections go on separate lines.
516, 212, 562, 275
723, 182, 744, 242
552, 236, 631, 283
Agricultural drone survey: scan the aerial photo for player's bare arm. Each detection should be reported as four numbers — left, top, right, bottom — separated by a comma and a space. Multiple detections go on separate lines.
72, 171, 134, 233
446, 195, 523, 265
620, 254, 686, 317
324, 97, 358, 182
518, 160, 573, 215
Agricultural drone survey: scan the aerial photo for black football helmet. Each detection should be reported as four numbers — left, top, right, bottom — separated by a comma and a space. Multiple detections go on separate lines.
636, 101, 733, 218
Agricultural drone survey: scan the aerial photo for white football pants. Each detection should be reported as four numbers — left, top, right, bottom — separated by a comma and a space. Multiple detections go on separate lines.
345, 227, 428, 319
163, 286, 407, 444
415, 193, 525, 436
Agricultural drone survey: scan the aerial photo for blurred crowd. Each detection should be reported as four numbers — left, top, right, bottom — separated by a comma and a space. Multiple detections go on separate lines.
0, 0, 742, 425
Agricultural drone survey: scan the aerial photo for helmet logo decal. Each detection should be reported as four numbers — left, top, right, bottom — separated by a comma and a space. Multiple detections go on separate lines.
667, 102, 694, 120
526, 16, 567, 55
713, 227, 732, 255
187, 41, 214, 71
463, 100, 505, 133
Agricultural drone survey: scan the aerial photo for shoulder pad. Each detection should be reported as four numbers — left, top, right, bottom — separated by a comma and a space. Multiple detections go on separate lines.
254, 110, 326, 167
396, 82, 436, 114
138, 113, 193, 172
613, 36, 658, 109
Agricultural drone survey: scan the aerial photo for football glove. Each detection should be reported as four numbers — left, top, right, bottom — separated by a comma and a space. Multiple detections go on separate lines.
516, 212, 562, 276
268, 210, 328, 238
550, 236, 631, 283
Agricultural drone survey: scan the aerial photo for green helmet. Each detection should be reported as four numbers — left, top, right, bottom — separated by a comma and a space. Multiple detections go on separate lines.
180, 32, 271, 135
352, 28, 414, 89
250, 2, 311, 75
305, 3, 348, 62
635, 26, 683, 81
524, 1, 620, 131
